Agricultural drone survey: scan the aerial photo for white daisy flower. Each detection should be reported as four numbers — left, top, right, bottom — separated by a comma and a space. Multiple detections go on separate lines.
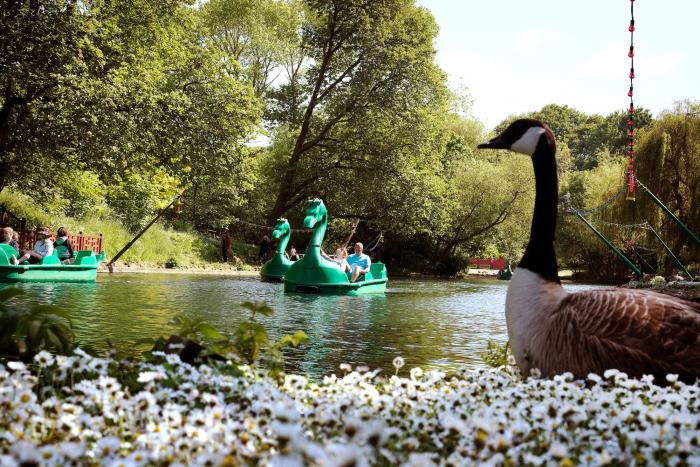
34, 350, 55, 367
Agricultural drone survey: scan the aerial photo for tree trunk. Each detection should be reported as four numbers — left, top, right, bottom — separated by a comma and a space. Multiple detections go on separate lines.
191, 183, 198, 223
0, 96, 14, 193
266, 7, 343, 225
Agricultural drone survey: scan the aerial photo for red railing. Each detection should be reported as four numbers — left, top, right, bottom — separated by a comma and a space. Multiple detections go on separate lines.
2, 206, 103, 254
18, 231, 103, 254
469, 258, 507, 270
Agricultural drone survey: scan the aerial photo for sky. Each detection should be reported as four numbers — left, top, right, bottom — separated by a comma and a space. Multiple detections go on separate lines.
416, 1, 700, 129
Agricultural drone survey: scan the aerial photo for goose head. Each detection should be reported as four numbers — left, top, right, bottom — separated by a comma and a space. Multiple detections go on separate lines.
478, 118, 554, 157
478, 118, 561, 284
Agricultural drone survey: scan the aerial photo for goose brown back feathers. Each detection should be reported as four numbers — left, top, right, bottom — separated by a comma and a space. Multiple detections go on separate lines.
537, 288, 700, 384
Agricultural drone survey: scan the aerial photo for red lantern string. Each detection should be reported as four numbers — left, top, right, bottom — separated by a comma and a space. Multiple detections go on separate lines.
627, 0, 635, 195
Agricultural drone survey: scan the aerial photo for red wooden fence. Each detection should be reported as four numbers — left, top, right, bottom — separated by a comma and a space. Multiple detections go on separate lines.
2, 206, 103, 254
18, 231, 103, 254
469, 258, 507, 270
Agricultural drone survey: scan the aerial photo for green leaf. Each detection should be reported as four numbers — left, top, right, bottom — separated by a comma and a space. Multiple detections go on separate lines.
240, 301, 274, 317
29, 305, 72, 320
198, 323, 223, 341
251, 323, 269, 346
277, 330, 308, 348
291, 330, 309, 346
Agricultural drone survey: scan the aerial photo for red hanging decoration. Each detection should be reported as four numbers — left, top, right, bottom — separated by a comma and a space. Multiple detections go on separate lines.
626, 0, 635, 198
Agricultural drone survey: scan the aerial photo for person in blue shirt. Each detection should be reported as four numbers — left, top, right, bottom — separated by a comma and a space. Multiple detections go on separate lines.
346, 242, 371, 282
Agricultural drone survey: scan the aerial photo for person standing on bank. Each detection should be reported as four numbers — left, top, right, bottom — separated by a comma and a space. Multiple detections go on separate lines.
258, 235, 272, 263
346, 242, 371, 282
222, 231, 231, 262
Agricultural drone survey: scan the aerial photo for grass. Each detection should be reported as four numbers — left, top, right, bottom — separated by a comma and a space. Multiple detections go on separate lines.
0, 189, 257, 269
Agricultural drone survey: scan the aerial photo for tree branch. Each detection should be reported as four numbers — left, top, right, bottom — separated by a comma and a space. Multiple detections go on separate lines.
317, 54, 363, 102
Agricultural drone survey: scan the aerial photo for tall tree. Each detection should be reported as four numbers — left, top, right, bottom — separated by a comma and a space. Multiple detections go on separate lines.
495, 104, 653, 170
1, 0, 262, 228
0, 0, 96, 191
201, 0, 303, 97
631, 101, 700, 273
265, 0, 448, 224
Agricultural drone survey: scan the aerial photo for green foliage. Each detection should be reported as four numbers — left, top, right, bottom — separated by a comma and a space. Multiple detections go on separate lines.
83, 217, 227, 267
480, 340, 511, 368
495, 104, 653, 170
0, 170, 107, 219
162, 302, 308, 380
1, 0, 262, 232
201, 0, 304, 96
556, 152, 638, 282
171, 314, 224, 344
624, 102, 700, 276
0, 288, 74, 360
0, 189, 54, 228
55, 169, 107, 218
0, 188, 238, 268
554, 101, 700, 281
264, 0, 450, 224
106, 168, 181, 231
436, 150, 535, 272
234, 301, 308, 379
0, 0, 100, 190
381, 111, 533, 275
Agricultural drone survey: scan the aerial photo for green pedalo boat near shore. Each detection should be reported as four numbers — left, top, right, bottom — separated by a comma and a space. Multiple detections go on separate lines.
0, 244, 106, 283
283, 199, 387, 295
260, 218, 294, 282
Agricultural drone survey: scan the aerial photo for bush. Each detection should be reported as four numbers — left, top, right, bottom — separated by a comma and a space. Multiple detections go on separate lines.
106, 169, 181, 232
0, 288, 74, 360
0, 189, 54, 228
1, 188, 248, 268
56, 169, 107, 218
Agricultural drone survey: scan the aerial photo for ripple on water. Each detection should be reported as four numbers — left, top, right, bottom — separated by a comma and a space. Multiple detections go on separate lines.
2, 275, 601, 378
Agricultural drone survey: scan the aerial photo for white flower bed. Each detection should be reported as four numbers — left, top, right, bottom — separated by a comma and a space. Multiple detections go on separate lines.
2, 350, 700, 466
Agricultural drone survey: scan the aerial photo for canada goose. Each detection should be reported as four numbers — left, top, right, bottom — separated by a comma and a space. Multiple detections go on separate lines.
478, 119, 700, 383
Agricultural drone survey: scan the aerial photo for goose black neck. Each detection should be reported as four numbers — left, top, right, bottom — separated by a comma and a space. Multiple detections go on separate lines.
518, 135, 560, 283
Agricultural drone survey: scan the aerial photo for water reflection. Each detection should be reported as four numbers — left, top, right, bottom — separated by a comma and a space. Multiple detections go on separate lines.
2, 275, 599, 379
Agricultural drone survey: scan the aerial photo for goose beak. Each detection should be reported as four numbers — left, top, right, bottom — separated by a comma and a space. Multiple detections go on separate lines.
478, 135, 508, 150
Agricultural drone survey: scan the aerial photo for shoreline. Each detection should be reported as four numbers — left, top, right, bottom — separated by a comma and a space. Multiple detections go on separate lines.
98, 264, 260, 277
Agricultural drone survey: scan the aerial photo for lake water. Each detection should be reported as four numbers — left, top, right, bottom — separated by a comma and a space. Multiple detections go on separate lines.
3, 274, 599, 378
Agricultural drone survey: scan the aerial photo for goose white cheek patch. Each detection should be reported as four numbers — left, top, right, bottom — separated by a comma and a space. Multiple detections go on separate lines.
511, 127, 546, 155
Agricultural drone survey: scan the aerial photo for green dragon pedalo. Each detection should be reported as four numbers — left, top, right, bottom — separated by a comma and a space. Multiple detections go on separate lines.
283, 199, 387, 294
